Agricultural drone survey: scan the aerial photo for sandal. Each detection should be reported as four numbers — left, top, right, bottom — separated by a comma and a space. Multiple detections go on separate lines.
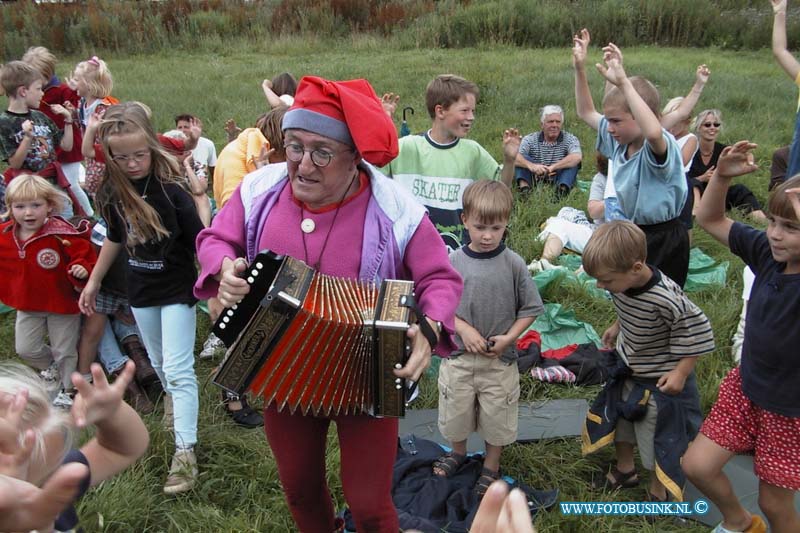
592, 465, 639, 491
432, 452, 466, 477
474, 467, 501, 498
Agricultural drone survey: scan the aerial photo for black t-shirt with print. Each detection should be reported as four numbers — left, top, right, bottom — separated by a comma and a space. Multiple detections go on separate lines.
105, 176, 204, 307
0, 109, 63, 172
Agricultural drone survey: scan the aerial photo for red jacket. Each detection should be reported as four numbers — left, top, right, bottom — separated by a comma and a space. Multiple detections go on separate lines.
0, 216, 96, 314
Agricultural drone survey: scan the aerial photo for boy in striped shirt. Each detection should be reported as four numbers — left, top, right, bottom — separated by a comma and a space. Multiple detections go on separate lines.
582, 220, 715, 503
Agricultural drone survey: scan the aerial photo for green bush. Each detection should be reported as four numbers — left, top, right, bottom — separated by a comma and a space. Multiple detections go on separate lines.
2, 0, 799, 57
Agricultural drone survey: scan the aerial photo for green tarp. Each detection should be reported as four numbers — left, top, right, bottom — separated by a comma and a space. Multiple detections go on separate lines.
532, 247, 728, 299
528, 303, 601, 351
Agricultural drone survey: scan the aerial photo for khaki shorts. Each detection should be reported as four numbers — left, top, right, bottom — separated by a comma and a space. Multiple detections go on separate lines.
437, 353, 520, 447
614, 378, 658, 470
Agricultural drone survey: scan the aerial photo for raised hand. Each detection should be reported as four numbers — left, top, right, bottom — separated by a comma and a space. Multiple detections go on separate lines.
771, 0, 787, 14
696, 64, 710, 85
572, 28, 591, 68
716, 141, 759, 180
0, 389, 35, 479
596, 43, 627, 86
381, 93, 400, 117
502, 128, 521, 160
70, 361, 132, 428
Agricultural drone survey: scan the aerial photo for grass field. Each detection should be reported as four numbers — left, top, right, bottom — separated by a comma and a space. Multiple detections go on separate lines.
0, 40, 793, 531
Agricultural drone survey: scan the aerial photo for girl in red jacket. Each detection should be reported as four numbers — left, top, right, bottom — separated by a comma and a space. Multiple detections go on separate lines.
0, 174, 96, 408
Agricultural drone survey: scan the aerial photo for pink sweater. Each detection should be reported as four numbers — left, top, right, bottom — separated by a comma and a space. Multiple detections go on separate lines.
195, 174, 463, 355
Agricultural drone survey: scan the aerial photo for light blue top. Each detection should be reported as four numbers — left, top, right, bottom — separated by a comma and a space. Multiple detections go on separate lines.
596, 116, 687, 225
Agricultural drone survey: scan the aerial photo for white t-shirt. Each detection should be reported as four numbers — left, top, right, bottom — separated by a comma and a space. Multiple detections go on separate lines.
192, 137, 217, 168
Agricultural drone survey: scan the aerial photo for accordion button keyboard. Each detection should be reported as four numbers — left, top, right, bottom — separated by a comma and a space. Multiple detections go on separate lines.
247, 277, 255, 283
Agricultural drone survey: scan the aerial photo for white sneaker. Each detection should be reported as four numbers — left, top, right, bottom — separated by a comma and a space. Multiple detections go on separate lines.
40, 362, 61, 391
52, 389, 75, 409
163, 449, 198, 494
199, 333, 225, 359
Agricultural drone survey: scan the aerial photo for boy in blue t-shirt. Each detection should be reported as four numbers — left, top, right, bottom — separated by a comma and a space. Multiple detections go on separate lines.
572, 29, 689, 287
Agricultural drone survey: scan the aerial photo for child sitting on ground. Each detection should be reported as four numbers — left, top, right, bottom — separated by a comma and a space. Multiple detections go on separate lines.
684, 140, 800, 533
581, 220, 715, 504
0, 175, 96, 408
434, 180, 543, 497
0, 359, 148, 532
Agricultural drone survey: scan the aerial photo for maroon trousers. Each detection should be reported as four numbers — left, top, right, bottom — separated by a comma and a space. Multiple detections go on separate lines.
264, 404, 399, 532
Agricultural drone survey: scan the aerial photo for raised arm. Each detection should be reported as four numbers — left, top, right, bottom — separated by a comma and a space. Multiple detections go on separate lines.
661, 65, 710, 130
573, 29, 602, 130
771, 0, 800, 80
598, 43, 666, 155
71, 362, 149, 487
695, 141, 759, 246
500, 129, 521, 187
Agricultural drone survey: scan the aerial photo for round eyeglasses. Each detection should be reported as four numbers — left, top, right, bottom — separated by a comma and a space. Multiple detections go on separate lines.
285, 143, 352, 168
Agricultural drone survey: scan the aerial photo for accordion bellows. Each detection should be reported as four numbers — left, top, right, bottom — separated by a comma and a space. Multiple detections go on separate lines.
213, 251, 413, 417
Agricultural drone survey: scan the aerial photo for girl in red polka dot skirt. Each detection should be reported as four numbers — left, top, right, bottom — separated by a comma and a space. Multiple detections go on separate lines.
686, 141, 800, 533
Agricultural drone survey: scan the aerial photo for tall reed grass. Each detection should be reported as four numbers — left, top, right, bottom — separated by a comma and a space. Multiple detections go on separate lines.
2, 0, 798, 59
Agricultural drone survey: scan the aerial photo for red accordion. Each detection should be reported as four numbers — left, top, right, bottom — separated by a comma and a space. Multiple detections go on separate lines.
212, 251, 414, 417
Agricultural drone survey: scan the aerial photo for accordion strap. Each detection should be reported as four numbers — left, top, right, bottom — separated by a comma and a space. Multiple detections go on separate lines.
399, 293, 438, 349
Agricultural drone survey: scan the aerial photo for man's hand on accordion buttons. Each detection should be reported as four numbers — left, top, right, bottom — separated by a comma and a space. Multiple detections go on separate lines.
217, 257, 251, 308
395, 319, 439, 382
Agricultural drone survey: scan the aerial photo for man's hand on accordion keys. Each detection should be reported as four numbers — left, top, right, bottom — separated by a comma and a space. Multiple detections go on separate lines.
216, 257, 251, 307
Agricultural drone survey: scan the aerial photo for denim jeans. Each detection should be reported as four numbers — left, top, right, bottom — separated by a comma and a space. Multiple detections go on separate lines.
131, 303, 198, 448
97, 318, 140, 374
514, 165, 580, 190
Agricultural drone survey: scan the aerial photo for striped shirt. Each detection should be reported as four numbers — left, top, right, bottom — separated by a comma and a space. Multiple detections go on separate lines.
518, 131, 581, 166
613, 268, 714, 378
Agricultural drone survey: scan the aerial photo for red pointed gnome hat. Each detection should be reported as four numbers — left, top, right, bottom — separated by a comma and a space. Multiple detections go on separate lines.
282, 76, 398, 167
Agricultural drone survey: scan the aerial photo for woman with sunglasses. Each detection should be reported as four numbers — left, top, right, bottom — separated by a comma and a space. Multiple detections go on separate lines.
688, 109, 767, 222
194, 76, 462, 532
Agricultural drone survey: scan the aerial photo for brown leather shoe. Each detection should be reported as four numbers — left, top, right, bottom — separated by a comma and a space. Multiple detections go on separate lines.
121, 335, 159, 386
121, 335, 163, 401
124, 378, 154, 415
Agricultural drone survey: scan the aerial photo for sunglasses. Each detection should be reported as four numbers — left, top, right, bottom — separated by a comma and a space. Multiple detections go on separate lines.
702, 122, 721, 128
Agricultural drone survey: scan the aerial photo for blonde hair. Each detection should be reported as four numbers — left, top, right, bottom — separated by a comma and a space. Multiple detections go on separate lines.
462, 180, 513, 223
768, 175, 800, 221
582, 220, 647, 277
72, 57, 113, 99
96, 102, 184, 246
3, 174, 67, 219
22, 46, 57, 84
0, 362, 73, 483
602, 76, 661, 117
0, 61, 41, 97
425, 74, 479, 119
662, 96, 683, 116
692, 109, 723, 134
